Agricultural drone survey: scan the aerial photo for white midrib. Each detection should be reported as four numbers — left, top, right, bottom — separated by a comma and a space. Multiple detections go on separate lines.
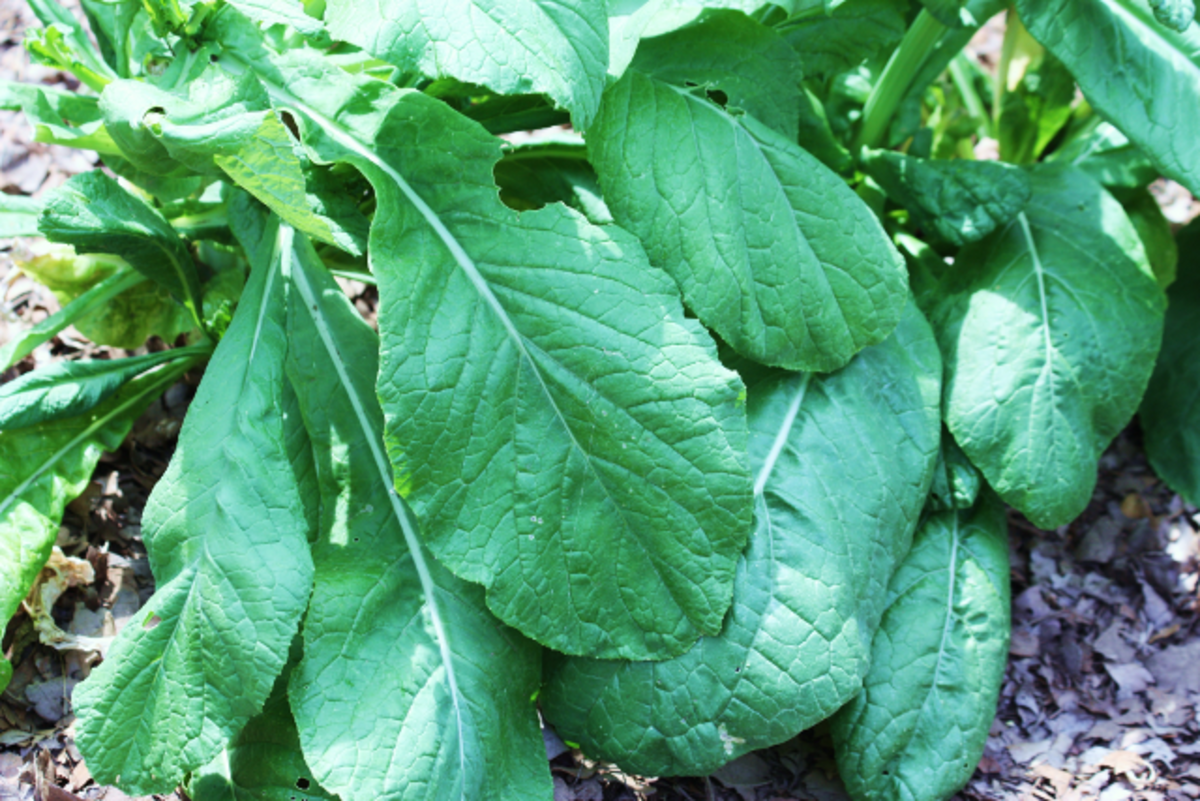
1018, 213, 1056, 392
286, 241, 470, 795
0, 361, 187, 519
928, 512, 962, 706
239, 65, 696, 615
250, 71, 633, 506
753, 374, 811, 497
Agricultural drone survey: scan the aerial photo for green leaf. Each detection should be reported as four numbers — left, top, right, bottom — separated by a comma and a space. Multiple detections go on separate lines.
0, 269, 147, 371
590, 55, 907, 371
797, 85, 853, 173
493, 139, 612, 223
927, 432, 981, 512
831, 490, 1011, 801
40, 172, 206, 331
1049, 117, 1159, 190
213, 33, 753, 660
0, 359, 192, 693
99, 74, 367, 255
779, 0, 907, 80
75, 230, 316, 794
226, 0, 329, 43
322, 0, 609, 127
541, 300, 942, 776
935, 166, 1165, 528
1140, 221, 1200, 506
0, 347, 204, 432
0, 80, 120, 154
628, 10, 806, 140
24, 0, 117, 92
187, 660, 335, 801
1015, 0, 1200, 195
283, 232, 552, 801
1115, 187, 1178, 289
1149, 0, 1196, 31
0, 194, 42, 238
861, 150, 1031, 247
16, 247, 191, 350
918, 0, 974, 25
79, 0, 139, 78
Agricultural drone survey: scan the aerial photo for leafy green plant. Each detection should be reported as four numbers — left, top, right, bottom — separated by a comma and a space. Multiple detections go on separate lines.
0, 0, 1195, 799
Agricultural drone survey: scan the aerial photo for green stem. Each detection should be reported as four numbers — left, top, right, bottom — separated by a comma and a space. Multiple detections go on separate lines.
856, 9, 948, 151
170, 208, 229, 241
995, 9, 1022, 127
948, 55, 990, 138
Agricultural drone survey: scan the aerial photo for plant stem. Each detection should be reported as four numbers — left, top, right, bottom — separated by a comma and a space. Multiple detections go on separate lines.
995, 9, 1022, 127
949, 55, 991, 139
170, 208, 229, 241
856, 9, 948, 151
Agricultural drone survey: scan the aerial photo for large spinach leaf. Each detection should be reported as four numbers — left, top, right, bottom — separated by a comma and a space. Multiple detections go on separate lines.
283, 232, 553, 800
213, 20, 754, 661
0, 359, 192, 692
935, 166, 1164, 528
1140, 220, 1200, 506
542, 300, 941, 776
1015, 0, 1200, 195
832, 490, 1011, 801
591, 13, 908, 372
75, 226, 315, 793
322, 0, 608, 127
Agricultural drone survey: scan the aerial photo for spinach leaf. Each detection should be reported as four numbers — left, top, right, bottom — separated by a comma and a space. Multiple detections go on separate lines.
0, 80, 120, 156
0, 194, 42, 237
832, 489, 1011, 801
779, 0, 907, 80
935, 166, 1165, 528
0, 360, 193, 693
1140, 220, 1200, 507
0, 347, 204, 431
1049, 117, 1159, 191
40, 172, 206, 331
542, 300, 941, 776
590, 17, 908, 371
322, 0, 608, 127
187, 660, 335, 801
1016, 0, 1200, 195
283, 233, 552, 800
214, 28, 754, 661
75, 226, 316, 793
0, 269, 147, 371
629, 10, 806, 140
17, 248, 193, 350
99, 74, 367, 255
1150, 0, 1196, 31
861, 149, 1031, 246
927, 433, 981, 512
1115, 186, 1179, 289
78, 0, 139, 78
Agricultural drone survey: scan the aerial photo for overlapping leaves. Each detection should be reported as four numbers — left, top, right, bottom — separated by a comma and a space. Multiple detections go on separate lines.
543, 300, 942, 776
208, 17, 754, 661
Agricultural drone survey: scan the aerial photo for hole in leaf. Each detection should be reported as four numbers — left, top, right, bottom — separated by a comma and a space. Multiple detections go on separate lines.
143, 614, 162, 630
142, 106, 167, 132
296, 778, 311, 790
706, 88, 728, 108
279, 110, 301, 142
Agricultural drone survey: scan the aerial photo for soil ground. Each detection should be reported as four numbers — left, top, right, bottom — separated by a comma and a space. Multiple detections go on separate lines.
2, 4, 1199, 800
